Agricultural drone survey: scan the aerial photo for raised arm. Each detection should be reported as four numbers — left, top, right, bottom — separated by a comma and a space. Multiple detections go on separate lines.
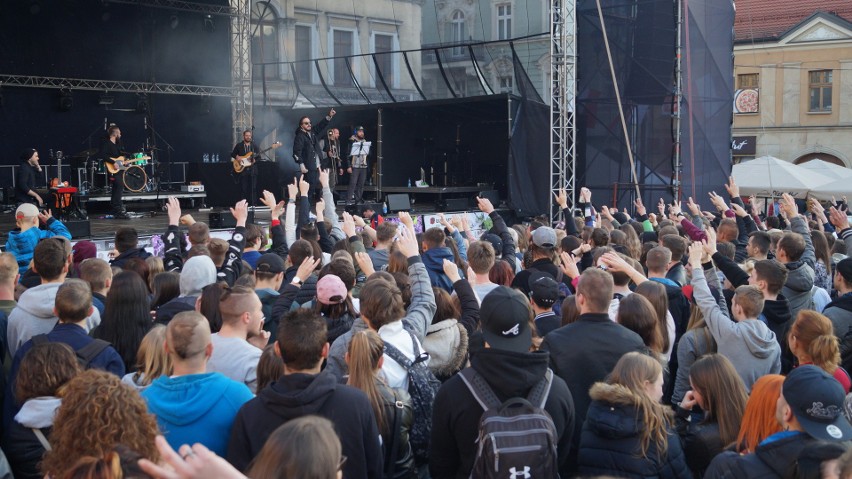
689, 243, 733, 343
782, 193, 815, 270
396, 215, 437, 342
478, 196, 517, 271
443, 259, 480, 336
163, 196, 184, 272
218, 200, 248, 286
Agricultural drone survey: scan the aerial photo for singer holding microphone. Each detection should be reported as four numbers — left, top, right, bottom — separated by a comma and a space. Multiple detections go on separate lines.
15, 148, 43, 206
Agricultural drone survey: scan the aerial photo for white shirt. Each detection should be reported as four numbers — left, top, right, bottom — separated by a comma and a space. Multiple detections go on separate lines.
378, 321, 426, 390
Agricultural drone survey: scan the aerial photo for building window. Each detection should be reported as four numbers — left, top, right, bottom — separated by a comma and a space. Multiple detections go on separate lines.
332, 29, 355, 86
497, 4, 512, 40
737, 73, 758, 89
251, 2, 278, 79
374, 33, 395, 88
809, 70, 832, 112
295, 25, 313, 84
499, 76, 513, 92
451, 10, 465, 56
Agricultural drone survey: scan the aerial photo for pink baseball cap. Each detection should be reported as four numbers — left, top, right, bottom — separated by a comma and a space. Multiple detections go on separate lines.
316, 274, 347, 305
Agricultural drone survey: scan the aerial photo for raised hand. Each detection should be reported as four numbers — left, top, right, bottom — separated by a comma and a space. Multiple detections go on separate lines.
730, 203, 748, 218
166, 196, 182, 225
230, 200, 248, 227
319, 169, 330, 188
476, 196, 495, 214
686, 197, 701, 216
634, 198, 647, 216
354, 251, 375, 277
397, 211, 414, 228
287, 178, 298, 201
298, 175, 310, 197
137, 436, 247, 479
703, 227, 718, 256
829, 205, 850, 231
353, 215, 366, 228
669, 200, 682, 217
687, 241, 704, 268
600, 205, 614, 221
559, 251, 580, 279
260, 190, 283, 219
554, 189, 569, 209
725, 175, 740, 198
328, 108, 336, 118
295, 255, 321, 281
442, 258, 461, 283
315, 199, 325, 222
708, 191, 729, 212
396, 222, 420, 258
580, 187, 591, 203
779, 193, 799, 218
341, 212, 356, 237
657, 198, 666, 216
180, 214, 196, 226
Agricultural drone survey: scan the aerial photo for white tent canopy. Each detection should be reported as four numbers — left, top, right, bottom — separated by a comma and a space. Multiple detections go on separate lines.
800, 160, 852, 200
732, 156, 832, 198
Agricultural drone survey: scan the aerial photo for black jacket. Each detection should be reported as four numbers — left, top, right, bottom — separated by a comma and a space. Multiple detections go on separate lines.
429, 348, 575, 479
227, 370, 383, 478
292, 117, 330, 168
667, 262, 688, 287
704, 431, 815, 479
762, 295, 795, 373
15, 162, 38, 204
578, 382, 691, 479
511, 258, 572, 296
109, 247, 152, 269
675, 408, 724, 478
2, 421, 48, 479
155, 296, 196, 325
540, 312, 647, 467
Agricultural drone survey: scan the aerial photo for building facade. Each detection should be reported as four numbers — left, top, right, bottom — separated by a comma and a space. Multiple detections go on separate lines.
732, 2, 852, 167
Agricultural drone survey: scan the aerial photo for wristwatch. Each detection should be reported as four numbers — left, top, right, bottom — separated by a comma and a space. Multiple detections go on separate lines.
291, 276, 302, 285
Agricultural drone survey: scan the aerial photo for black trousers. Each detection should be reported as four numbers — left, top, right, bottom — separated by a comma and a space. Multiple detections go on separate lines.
110, 171, 124, 212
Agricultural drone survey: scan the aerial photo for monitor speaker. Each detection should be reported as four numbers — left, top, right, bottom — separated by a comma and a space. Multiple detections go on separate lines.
386, 194, 411, 212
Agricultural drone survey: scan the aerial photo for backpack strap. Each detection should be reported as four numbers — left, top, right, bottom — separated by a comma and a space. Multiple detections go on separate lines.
383, 342, 414, 370
32, 334, 50, 347
77, 339, 111, 368
32, 428, 51, 451
458, 368, 501, 411
383, 390, 404, 478
526, 368, 554, 409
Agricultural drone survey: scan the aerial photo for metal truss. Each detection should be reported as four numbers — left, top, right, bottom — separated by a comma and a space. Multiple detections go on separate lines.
550, 0, 577, 223
0, 74, 233, 96
230, 0, 252, 143
104, 0, 237, 16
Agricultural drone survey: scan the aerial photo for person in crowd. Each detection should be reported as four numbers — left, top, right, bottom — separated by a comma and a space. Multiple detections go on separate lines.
706, 365, 852, 477
796, 441, 847, 479
93, 271, 153, 373
156, 255, 217, 324
347, 329, 415, 478
747, 231, 771, 261
734, 374, 785, 454
122, 258, 152, 294
255, 344, 284, 393
420, 227, 458, 292
197, 282, 226, 333
40, 370, 160, 478
528, 272, 561, 337
672, 280, 720, 406
6, 203, 70, 275
617, 293, 665, 359
423, 261, 478, 381
635, 281, 676, 363
643, 245, 691, 344
142, 311, 253, 457
662, 234, 688, 286
242, 224, 266, 270
313, 272, 359, 346
122, 324, 172, 391
824, 258, 852, 339
150, 272, 180, 315
0, 253, 18, 350
3, 343, 80, 479
774, 194, 816, 321
540, 268, 646, 473
466, 241, 499, 303
109, 227, 151, 269
78, 258, 112, 317
430, 286, 575, 478
246, 416, 345, 479
253, 253, 284, 337
488, 259, 515, 287
511, 226, 565, 296
208, 286, 268, 393
812, 230, 834, 295
227, 308, 382, 478
688, 242, 781, 390
788, 310, 851, 392
146, 256, 165, 291
577, 351, 690, 478
368, 222, 397, 272
675, 354, 748, 478
280, 240, 320, 307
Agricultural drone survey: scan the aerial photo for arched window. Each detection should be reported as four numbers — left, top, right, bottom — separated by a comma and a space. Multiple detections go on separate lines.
251, 2, 279, 79
451, 10, 465, 56
794, 153, 846, 167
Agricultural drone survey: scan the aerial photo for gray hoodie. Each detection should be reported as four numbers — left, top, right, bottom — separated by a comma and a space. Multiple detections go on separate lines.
781, 216, 816, 320
15, 397, 61, 429
692, 265, 781, 391
7, 283, 101, 357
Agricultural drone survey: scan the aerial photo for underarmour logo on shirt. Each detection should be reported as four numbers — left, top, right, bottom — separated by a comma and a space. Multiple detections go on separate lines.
502, 324, 520, 336
509, 466, 531, 478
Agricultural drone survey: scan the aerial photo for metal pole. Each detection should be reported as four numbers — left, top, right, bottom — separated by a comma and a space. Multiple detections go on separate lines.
377, 108, 383, 202
673, 0, 683, 200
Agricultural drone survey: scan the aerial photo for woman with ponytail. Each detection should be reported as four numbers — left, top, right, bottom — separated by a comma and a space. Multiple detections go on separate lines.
788, 310, 851, 393
577, 352, 690, 478
675, 354, 748, 478
346, 330, 416, 479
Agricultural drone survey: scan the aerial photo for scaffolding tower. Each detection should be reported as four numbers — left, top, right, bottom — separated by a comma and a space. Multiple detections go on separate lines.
550, 0, 577, 222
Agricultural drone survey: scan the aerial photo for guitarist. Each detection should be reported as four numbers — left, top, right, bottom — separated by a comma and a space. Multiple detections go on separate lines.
98, 125, 130, 219
231, 129, 259, 202
293, 108, 335, 201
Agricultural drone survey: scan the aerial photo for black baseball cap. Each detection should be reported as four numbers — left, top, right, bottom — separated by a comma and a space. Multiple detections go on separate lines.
480, 233, 503, 256
783, 365, 852, 441
256, 253, 285, 274
528, 271, 559, 306
479, 286, 532, 353
837, 258, 852, 284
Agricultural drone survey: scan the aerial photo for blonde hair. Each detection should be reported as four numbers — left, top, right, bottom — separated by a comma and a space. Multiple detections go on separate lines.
607, 352, 672, 456
789, 310, 841, 374
346, 330, 386, 431
131, 325, 172, 387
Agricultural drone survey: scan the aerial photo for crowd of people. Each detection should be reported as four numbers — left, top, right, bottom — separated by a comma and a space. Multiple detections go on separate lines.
1, 169, 852, 479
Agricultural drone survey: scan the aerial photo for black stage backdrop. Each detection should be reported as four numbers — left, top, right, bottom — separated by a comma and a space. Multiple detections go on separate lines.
0, 0, 232, 188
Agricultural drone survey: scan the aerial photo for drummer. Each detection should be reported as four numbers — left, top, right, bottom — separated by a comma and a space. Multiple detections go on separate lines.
99, 125, 129, 219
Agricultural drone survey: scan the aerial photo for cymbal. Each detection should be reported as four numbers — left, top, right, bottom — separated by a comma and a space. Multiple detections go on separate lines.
73, 148, 99, 158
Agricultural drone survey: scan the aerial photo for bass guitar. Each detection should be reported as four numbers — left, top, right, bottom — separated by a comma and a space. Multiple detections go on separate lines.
105, 155, 150, 174
232, 141, 282, 173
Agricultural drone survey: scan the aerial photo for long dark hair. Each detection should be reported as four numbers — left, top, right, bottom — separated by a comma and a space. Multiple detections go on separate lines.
95, 271, 153, 373
198, 282, 226, 333
150, 272, 180, 311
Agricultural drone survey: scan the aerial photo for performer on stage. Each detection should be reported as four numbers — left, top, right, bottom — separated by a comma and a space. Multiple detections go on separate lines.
99, 125, 129, 219
231, 129, 259, 203
293, 108, 335, 201
321, 128, 341, 196
346, 126, 369, 206
15, 148, 43, 206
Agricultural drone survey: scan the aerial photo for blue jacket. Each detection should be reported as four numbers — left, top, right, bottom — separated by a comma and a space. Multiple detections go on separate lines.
421, 247, 457, 293
5, 219, 71, 274
142, 372, 253, 456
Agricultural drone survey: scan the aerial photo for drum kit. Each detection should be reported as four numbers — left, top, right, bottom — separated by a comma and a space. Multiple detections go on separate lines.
75, 148, 158, 194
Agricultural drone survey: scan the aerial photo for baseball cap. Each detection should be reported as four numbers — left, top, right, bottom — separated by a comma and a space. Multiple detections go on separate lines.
256, 253, 285, 275
356, 126, 365, 131
15, 203, 39, 219
612, 212, 629, 225
837, 258, 852, 284
783, 365, 852, 441
531, 227, 557, 248
480, 233, 503, 256
479, 286, 532, 353
317, 274, 348, 305
528, 272, 559, 306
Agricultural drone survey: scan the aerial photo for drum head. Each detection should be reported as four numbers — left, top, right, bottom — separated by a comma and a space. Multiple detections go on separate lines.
123, 165, 148, 192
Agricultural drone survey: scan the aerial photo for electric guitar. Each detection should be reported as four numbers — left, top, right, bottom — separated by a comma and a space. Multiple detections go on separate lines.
232, 141, 282, 173
105, 155, 150, 174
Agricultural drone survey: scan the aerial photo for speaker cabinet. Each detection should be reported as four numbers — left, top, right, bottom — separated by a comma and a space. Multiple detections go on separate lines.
209, 211, 237, 229
386, 194, 411, 213
437, 197, 468, 212
64, 220, 91, 238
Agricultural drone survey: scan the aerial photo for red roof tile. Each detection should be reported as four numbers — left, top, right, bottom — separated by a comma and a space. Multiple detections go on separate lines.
734, 0, 852, 42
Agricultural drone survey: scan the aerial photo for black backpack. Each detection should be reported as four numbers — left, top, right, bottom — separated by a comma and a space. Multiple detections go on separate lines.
459, 367, 559, 479
383, 331, 441, 466
31, 334, 111, 368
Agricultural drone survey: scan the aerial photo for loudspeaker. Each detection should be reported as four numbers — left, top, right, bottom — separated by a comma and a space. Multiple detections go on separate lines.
477, 189, 499, 207
437, 197, 468, 212
209, 211, 237, 229
65, 220, 91, 238
354, 202, 383, 216
386, 194, 411, 213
